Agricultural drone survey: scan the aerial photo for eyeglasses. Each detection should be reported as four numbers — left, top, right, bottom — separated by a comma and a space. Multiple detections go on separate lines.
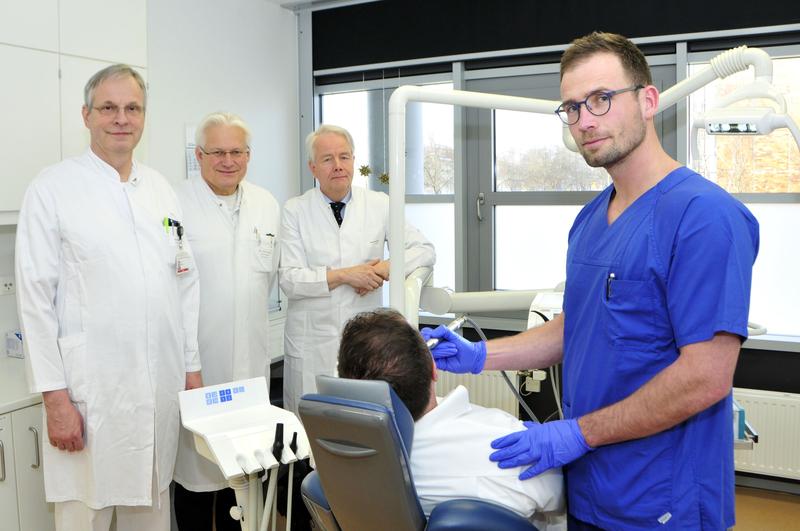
199, 147, 250, 161
93, 103, 144, 117
555, 85, 644, 125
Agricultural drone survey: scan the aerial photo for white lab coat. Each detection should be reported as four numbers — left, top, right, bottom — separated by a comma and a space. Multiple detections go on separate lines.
279, 186, 435, 413
172, 177, 280, 492
412, 386, 565, 529
15, 150, 200, 509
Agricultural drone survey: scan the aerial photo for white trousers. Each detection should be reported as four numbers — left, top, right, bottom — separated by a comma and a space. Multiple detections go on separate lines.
54, 487, 170, 531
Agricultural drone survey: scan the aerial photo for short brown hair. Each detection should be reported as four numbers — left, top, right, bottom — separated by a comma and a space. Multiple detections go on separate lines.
337, 309, 432, 420
560, 32, 652, 87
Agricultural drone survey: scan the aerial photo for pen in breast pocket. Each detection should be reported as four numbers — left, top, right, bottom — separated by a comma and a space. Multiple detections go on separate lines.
606, 273, 615, 299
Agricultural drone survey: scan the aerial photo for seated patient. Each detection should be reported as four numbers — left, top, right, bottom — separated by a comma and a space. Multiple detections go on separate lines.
337, 309, 564, 524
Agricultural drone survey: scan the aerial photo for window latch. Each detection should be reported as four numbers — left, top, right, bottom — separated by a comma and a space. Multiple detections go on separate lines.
477, 192, 485, 222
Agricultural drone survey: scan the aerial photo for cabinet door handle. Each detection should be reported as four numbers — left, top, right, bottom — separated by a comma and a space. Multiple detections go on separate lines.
0, 439, 5, 481
29, 426, 41, 469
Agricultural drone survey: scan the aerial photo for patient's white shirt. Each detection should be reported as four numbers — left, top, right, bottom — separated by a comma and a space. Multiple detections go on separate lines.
410, 385, 565, 524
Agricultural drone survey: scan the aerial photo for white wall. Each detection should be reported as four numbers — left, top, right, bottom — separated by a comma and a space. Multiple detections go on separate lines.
146, 0, 300, 205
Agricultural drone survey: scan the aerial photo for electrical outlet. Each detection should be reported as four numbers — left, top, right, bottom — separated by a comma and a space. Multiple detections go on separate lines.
0, 276, 15, 295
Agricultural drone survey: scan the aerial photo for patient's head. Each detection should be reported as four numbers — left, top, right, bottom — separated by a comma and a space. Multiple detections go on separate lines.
338, 309, 435, 420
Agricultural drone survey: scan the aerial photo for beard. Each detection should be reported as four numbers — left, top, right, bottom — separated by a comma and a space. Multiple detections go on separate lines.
578, 112, 647, 168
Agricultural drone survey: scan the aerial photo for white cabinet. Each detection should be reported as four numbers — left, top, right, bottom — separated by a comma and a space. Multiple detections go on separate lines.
0, 404, 54, 531
12, 404, 53, 531
0, 45, 61, 213
60, 0, 148, 66
0, 413, 20, 530
0, 0, 59, 51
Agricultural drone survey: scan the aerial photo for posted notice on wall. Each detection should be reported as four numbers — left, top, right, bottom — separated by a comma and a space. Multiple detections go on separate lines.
185, 125, 199, 180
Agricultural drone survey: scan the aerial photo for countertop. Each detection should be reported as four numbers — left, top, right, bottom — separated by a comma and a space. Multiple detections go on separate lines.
0, 355, 41, 414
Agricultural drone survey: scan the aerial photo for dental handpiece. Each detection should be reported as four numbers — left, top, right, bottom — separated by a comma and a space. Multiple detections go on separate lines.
426, 315, 467, 349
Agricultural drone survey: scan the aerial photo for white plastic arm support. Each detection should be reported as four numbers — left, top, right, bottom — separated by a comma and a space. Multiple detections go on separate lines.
388, 85, 559, 317
659, 46, 773, 112
404, 266, 433, 328
419, 286, 552, 314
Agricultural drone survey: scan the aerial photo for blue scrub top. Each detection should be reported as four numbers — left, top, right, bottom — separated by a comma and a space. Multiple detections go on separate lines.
562, 167, 759, 530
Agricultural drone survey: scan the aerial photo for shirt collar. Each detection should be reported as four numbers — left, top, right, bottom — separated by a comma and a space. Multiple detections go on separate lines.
414, 385, 470, 429
86, 148, 140, 185
322, 190, 352, 205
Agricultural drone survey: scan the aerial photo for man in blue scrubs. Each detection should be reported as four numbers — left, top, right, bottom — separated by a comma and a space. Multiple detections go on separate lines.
424, 32, 759, 530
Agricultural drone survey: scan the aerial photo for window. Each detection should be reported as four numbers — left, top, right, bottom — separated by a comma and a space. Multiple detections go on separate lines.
688, 56, 800, 193
494, 205, 579, 290
688, 50, 800, 335
494, 110, 608, 192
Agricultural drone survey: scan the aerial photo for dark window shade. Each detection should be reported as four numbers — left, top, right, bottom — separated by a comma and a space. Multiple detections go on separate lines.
312, 0, 798, 71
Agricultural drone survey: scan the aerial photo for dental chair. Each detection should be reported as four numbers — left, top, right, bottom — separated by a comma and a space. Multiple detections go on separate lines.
298, 375, 537, 531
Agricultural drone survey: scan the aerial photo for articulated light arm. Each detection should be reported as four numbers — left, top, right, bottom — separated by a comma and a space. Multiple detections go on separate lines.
658, 46, 773, 111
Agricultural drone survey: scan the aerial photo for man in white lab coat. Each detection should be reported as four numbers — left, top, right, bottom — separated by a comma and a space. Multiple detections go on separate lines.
280, 124, 436, 413
172, 112, 280, 531
337, 310, 565, 529
15, 64, 201, 531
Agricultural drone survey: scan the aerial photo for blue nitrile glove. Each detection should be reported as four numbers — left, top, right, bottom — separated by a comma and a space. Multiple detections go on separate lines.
420, 325, 487, 374
489, 419, 593, 480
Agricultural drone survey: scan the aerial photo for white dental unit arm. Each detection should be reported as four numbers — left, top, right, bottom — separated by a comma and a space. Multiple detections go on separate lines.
179, 377, 312, 531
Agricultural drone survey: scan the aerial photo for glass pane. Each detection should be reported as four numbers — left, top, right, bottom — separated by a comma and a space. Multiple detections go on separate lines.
495, 205, 581, 290
688, 56, 800, 192
406, 203, 455, 289
320, 91, 371, 189
419, 84, 454, 194
494, 110, 609, 192
746, 203, 800, 336
381, 203, 454, 308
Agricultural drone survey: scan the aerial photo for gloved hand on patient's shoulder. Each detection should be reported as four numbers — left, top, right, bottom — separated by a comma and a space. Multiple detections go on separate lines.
489, 418, 593, 480
421, 325, 487, 374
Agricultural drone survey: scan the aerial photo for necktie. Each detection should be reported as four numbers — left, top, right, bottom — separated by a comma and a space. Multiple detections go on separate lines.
330, 201, 345, 226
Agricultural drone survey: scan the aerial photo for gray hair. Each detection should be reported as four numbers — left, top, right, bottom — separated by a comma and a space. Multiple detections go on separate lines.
195, 112, 252, 148
84, 64, 147, 109
306, 124, 355, 162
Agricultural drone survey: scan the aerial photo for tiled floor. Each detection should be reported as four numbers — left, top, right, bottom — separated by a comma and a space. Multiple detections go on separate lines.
735, 486, 800, 530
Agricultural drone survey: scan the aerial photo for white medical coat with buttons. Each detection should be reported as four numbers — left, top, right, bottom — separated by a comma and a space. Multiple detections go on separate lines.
412, 386, 565, 529
279, 186, 435, 413
15, 150, 200, 509
173, 178, 280, 492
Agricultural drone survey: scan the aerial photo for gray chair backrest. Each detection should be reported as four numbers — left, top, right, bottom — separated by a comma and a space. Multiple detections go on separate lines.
299, 376, 426, 531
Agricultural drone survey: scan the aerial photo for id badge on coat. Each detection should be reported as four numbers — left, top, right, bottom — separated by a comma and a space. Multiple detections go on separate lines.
254, 228, 275, 272
176, 247, 193, 275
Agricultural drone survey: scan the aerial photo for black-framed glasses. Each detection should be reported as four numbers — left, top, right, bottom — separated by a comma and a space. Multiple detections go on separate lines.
555, 84, 644, 125
198, 147, 250, 160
